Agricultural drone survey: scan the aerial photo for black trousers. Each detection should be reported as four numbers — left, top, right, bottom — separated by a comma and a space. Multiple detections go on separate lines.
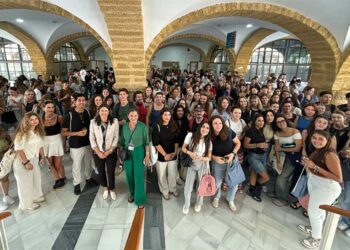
93, 152, 117, 190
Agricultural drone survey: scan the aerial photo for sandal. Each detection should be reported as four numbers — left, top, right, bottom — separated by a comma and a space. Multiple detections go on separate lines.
138, 205, 145, 209
303, 210, 309, 218
290, 201, 302, 210
128, 196, 134, 203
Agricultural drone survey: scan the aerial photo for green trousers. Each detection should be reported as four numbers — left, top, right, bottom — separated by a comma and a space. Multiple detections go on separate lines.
124, 146, 147, 205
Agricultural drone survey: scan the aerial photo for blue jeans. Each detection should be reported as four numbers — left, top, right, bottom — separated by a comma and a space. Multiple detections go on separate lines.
341, 181, 350, 226
211, 161, 238, 202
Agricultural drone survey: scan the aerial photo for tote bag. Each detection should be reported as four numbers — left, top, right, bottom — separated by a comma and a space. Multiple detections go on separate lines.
0, 144, 15, 179
291, 167, 308, 198
225, 157, 246, 188
197, 163, 216, 196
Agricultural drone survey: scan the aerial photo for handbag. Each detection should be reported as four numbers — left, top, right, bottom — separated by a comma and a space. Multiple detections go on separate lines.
291, 167, 308, 198
0, 144, 16, 179
225, 157, 246, 188
197, 163, 216, 196
179, 151, 192, 168
269, 146, 286, 175
1, 110, 17, 124
148, 141, 158, 166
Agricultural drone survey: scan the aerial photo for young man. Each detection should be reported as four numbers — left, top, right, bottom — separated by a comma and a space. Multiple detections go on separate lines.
189, 104, 207, 132
112, 88, 135, 130
319, 91, 336, 117
338, 92, 350, 112
133, 91, 147, 124
62, 93, 95, 195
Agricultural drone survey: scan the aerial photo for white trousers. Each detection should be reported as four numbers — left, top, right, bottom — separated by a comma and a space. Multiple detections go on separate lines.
70, 145, 93, 186
308, 173, 341, 239
13, 156, 43, 210
183, 164, 205, 209
155, 160, 178, 195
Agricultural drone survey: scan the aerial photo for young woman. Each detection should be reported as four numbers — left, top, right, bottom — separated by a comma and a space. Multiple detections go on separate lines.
210, 115, 241, 211
146, 92, 165, 130
270, 114, 302, 207
167, 87, 181, 110
249, 95, 263, 117
7, 87, 24, 126
281, 101, 298, 127
89, 94, 103, 117
298, 130, 342, 249
295, 103, 317, 132
105, 95, 115, 110
43, 101, 66, 189
260, 94, 270, 111
152, 108, 179, 200
244, 114, 270, 202
22, 89, 37, 113
173, 105, 190, 148
57, 82, 72, 116
13, 112, 46, 210
90, 105, 119, 200
211, 96, 231, 122
121, 109, 149, 208
144, 86, 153, 108
225, 106, 247, 140
238, 96, 251, 124
182, 122, 212, 214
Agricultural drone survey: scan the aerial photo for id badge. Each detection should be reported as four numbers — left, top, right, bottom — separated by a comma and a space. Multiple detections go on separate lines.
128, 143, 135, 151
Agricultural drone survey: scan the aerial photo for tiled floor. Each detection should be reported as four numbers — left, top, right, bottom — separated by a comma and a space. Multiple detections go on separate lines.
3, 152, 350, 250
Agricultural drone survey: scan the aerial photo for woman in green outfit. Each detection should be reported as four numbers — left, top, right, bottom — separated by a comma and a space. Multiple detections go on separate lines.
121, 108, 150, 209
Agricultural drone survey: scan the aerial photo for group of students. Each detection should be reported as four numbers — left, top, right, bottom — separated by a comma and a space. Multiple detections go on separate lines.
1, 69, 350, 248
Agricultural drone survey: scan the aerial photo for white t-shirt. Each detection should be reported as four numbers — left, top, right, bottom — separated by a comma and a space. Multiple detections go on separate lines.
225, 118, 246, 137
274, 131, 302, 148
184, 132, 212, 157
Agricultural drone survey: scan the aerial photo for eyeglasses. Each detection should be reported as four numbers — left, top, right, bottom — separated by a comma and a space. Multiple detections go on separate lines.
276, 120, 286, 125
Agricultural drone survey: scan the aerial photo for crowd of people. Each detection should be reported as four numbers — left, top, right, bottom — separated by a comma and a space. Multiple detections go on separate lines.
0, 67, 350, 248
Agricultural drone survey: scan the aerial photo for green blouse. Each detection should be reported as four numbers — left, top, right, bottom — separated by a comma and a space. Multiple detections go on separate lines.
121, 121, 149, 148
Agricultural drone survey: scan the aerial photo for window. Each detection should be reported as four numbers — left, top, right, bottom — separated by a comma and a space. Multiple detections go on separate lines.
0, 37, 35, 80
210, 46, 229, 63
54, 42, 81, 62
245, 39, 311, 82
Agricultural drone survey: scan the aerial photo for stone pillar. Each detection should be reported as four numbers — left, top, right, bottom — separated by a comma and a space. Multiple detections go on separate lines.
98, 0, 146, 92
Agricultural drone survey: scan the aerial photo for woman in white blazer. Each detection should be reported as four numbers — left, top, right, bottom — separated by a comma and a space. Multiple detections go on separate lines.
89, 104, 119, 200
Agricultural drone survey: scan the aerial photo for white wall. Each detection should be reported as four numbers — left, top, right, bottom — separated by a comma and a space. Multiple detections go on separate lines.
151, 46, 202, 71
92, 46, 112, 67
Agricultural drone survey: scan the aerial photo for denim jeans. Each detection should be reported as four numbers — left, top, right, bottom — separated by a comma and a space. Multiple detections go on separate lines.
211, 161, 238, 202
341, 181, 350, 226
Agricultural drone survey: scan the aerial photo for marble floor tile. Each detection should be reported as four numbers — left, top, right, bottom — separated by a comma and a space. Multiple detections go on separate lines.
83, 207, 109, 229
20, 223, 52, 250
8, 236, 25, 250
187, 235, 216, 250
104, 207, 127, 225
75, 229, 103, 250
165, 231, 190, 250
201, 216, 230, 241
97, 228, 124, 250
250, 227, 281, 250
171, 216, 201, 242
220, 230, 251, 250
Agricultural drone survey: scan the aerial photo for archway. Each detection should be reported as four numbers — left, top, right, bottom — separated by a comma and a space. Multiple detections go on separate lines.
145, 2, 341, 91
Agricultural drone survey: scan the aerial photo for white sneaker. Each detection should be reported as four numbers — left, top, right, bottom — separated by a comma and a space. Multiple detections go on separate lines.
338, 221, 349, 231
212, 199, 219, 208
228, 201, 237, 211
3, 196, 15, 205
27, 203, 40, 210
194, 205, 201, 212
345, 228, 350, 238
33, 196, 45, 203
102, 190, 109, 200
0, 201, 8, 212
110, 191, 117, 201
182, 206, 189, 215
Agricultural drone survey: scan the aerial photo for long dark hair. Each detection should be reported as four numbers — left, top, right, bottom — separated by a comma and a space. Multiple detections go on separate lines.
309, 130, 337, 166
95, 104, 114, 125
305, 115, 330, 154
210, 115, 229, 141
89, 94, 103, 116
271, 113, 293, 131
189, 122, 211, 157
158, 107, 178, 133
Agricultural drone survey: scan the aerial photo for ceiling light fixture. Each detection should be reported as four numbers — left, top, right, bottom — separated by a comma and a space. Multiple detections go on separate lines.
246, 24, 253, 28
16, 18, 24, 23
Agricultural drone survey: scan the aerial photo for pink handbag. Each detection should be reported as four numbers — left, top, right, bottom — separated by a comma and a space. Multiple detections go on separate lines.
197, 164, 216, 196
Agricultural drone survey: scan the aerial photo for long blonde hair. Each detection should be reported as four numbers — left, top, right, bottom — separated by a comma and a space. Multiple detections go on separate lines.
15, 112, 45, 141
23, 89, 36, 106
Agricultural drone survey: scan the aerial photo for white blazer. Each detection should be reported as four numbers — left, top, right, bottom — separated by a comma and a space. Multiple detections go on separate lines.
89, 118, 119, 152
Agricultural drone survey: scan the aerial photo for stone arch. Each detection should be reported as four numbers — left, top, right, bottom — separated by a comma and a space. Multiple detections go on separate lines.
145, 2, 341, 91
332, 45, 350, 104
0, 0, 111, 57
0, 21, 47, 76
161, 33, 235, 70
46, 32, 93, 75
235, 28, 275, 75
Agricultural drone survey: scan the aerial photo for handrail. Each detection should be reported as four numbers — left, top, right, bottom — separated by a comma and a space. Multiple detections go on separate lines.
0, 211, 11, 221
124, 208, 145, 250
319, 205, 350, 218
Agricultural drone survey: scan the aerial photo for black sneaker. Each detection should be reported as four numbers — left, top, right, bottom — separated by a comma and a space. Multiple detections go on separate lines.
60, 177, 67, 183
53, 180, 60, 189
56, 179, 66, 189
247, 186, 262, 202
74, 185, 81, 195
